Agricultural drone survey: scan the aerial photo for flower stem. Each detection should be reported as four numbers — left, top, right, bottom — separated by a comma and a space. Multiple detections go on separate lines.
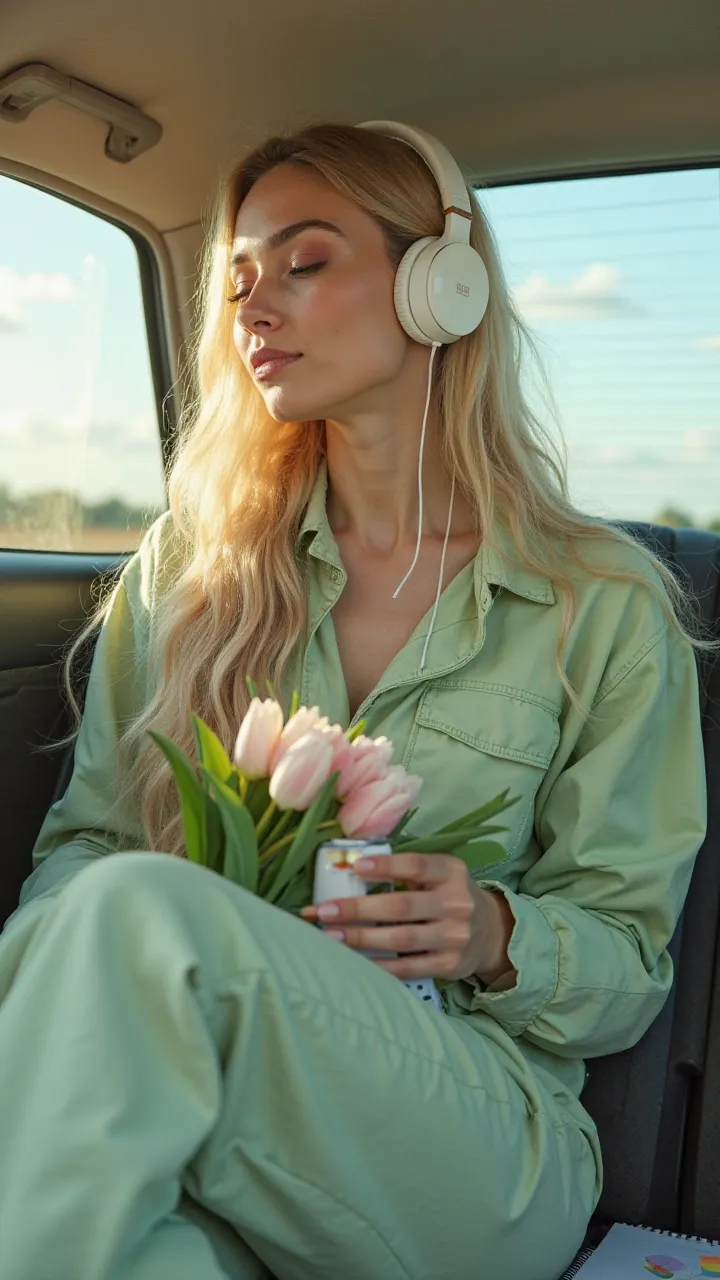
258, 831, 296, 865
259, 807, 294, 854
255, 800, 277, 842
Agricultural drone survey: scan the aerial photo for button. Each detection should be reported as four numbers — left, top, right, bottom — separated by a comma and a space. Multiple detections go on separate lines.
330, 567, 343, 584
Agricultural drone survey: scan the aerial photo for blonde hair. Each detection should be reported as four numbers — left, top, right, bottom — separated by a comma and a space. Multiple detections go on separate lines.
62, 122, 702, 857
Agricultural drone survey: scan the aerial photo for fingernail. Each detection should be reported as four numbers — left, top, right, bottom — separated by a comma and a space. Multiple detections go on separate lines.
317, 903, 340, 919
354, 858, 375, 871
323, 930, 345, 942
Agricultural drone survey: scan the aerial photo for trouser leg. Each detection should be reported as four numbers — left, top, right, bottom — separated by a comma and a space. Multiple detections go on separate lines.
0, 853, 599, 1280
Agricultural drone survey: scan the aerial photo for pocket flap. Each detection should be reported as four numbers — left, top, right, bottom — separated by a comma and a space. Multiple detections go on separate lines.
416, 683, 559, 768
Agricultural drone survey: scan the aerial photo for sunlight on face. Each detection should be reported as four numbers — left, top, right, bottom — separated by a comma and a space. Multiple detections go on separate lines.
230, 163, 411, 422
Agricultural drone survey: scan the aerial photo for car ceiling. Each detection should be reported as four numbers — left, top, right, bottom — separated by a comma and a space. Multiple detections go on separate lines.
2, 0, 720, 234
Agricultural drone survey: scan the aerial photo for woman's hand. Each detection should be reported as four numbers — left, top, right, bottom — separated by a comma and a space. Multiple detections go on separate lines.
299, 852, 516, 986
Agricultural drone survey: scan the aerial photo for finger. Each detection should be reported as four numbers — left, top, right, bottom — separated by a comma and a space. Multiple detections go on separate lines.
332, 920, 453, 955
306, 890, 445, 926
372, 951, 460, 981
352, 852, 463, 886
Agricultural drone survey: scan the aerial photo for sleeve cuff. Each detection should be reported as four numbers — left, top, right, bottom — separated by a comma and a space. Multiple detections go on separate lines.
457, 881, 560, 1036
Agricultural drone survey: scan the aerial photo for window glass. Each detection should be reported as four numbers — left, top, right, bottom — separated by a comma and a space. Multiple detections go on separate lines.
479, 168, 720, 529
0, 176, 167, 552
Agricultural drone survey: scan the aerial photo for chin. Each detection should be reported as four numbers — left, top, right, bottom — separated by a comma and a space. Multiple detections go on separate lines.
261, 390, 321, 423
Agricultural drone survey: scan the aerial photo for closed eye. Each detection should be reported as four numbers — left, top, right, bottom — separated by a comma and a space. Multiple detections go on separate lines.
227, 260, 326, 305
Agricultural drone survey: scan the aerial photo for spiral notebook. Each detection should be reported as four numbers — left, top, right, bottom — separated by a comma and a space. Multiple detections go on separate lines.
563, 1223, 720, 1277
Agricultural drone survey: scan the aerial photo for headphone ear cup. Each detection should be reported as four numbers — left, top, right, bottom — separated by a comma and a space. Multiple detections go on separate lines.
393, 237, 437, 346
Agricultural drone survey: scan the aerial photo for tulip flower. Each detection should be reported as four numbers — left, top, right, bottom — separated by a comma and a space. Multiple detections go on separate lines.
233, 697, 284, 778
336, 735, 394, 800
269, 730, 334, 811
271, 705, 327, 769
338, 764, 423, 839
315, 721, 355, 792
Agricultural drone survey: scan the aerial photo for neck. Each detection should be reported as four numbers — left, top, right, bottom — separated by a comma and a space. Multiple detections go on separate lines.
324, 402, 475, 555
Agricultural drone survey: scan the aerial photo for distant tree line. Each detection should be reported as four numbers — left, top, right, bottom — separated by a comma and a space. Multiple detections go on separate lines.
653, 507, 720, 532
1, 483, 718, 536
0, 484, 163, 529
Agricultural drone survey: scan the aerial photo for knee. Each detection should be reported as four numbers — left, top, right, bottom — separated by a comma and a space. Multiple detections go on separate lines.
63, 850, 198, 916
63, 850, 260, 941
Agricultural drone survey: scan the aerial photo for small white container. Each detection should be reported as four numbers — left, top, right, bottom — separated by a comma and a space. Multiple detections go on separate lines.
313, 840, 445, 1013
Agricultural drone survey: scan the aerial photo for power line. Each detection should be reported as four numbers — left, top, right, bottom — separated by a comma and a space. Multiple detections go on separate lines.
476, 193, 719, 220
505, 224, 720, 245
507, 248, 720, 265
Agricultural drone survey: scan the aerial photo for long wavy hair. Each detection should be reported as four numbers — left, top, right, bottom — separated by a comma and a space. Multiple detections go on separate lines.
61, 122, 702, 857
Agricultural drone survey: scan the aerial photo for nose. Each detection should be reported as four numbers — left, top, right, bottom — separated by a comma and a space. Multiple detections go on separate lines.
237, 278, 283, 337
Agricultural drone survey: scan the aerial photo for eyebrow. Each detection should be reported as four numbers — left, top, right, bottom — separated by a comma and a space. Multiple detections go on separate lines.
230, 219, 347, 270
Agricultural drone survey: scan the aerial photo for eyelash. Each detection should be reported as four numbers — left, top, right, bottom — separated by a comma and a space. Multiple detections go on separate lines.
227, 260, 326, 304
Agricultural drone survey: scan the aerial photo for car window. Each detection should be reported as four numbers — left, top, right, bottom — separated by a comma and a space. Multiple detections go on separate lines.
479, 167, 720, 531
0, 176, 167, 553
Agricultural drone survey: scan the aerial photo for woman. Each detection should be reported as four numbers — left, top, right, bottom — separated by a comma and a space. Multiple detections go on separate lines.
0, 122, 707, 1280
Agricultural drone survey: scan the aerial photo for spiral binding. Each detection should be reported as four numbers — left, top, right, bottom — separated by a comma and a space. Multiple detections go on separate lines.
561, 1247, 595, 1277
561, 1226, 720, 1276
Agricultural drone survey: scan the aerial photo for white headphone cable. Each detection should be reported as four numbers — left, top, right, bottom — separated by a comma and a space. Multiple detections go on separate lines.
392, 340, 454, 670
420, 472, 455, 671
392, 341, 440, 600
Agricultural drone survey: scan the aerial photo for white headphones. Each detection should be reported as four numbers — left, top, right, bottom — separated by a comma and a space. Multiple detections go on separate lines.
358, 119, 490, 346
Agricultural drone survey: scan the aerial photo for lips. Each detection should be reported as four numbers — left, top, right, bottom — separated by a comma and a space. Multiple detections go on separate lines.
250, 349, 302, 382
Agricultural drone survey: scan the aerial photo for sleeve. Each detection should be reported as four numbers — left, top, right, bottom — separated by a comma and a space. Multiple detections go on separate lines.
3, 517, 173, 933
457, 617, 708, 1060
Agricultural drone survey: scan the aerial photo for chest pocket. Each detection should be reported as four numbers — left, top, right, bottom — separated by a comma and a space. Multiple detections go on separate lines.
404, 682, 560, 869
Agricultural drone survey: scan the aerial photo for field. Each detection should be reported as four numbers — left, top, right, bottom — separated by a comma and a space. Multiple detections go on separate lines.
0, 527, 146, 554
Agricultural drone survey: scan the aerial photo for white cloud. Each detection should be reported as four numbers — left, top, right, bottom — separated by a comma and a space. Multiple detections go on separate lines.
696, 335, 720, 351
0, 408, 25, 437
589, 442, 670, 469
514, 264, 640, 321
0, 265, 76, 334
680, 429, 720, 463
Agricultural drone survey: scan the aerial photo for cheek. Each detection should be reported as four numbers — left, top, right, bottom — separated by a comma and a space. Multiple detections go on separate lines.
231, 314, 248, 360
306, 268, 406, 367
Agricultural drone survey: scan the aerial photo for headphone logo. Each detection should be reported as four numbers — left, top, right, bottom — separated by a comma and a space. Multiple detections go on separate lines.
456, 283, 470, 296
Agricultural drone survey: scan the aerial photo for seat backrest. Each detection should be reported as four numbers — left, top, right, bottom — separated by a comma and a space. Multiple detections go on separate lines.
686, 885, 720, 1242
581, 523, 720, 1232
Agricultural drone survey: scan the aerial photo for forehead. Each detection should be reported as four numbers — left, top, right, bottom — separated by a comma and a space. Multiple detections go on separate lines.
232, 163, 370, 247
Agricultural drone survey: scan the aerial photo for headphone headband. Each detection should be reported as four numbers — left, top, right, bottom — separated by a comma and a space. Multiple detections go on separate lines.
358, 119, 472, 222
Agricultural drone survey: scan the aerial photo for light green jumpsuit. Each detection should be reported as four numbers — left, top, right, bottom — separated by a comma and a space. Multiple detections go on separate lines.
0, 464, 707, 1279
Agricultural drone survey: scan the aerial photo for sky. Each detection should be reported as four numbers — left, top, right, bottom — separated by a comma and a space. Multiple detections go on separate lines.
1, 165, 719, 525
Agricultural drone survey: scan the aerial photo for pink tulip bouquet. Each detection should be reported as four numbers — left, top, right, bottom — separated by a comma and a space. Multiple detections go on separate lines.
149, 679, 516, 915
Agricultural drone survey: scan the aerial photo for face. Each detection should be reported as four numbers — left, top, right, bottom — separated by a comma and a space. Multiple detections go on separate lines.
230, 162, 413, 422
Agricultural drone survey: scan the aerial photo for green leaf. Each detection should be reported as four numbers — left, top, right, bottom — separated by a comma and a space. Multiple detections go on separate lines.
273, 856, 316, 915
387, 807, 418, 843
199, 771, 225, 875
243, 776, 271, 824
288, 689, 301, 720
264, 771, 339, 905
393, 831, 477, 854
148, 730, 204, 862
450, 838, 508, 869
199, 767, 259, 893
346, 719, 366, 742
191, 715, 234, 784
246, 676, 259, 699
393, 822, 507, 854
433, 790, 519, 836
